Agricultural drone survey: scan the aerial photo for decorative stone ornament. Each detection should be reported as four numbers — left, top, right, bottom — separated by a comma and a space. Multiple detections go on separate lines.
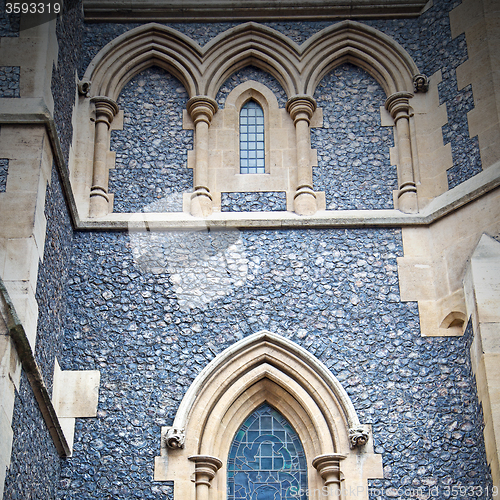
186, 96, 219, 217
165, 427, 185, 449
77, 79, 91, 96
312, 454, 346, 500
413, 74, 429, 93
188, 455, 222, 500
349, 427, 370, 448
286, 95, 318, 216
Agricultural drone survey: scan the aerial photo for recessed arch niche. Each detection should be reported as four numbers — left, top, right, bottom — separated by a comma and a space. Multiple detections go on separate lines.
154, 331, 383, 500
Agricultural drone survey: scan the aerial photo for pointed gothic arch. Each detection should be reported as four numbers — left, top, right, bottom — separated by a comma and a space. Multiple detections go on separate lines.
76, 20, 426, 218
154, 331, 383, 500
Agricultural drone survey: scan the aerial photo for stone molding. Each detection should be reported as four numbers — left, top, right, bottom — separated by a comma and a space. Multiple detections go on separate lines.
2, 97, 499, 231
77, 20, 429, 217
155, 331, 382, 500
313, 453, 347, 498
83, 0, 429, 22
83, 21, 420, 101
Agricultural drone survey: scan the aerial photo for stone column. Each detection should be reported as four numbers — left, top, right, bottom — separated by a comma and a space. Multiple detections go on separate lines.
385, 92, 418, 214
188, 455, 223, 500
89, 96, 119, 218
187, 96, 218, 217
286, 95, 317, 216
312, 454, 346, 500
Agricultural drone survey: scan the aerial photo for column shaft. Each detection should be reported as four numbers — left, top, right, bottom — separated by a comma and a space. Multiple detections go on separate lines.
385, 92, 418, 214
187, 96, 218, 217
89, 97, 119, 218
286, 95, 317, 216
194, 119, 210, 189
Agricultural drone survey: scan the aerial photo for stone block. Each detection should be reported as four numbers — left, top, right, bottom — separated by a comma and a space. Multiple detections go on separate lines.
52, 360, 100, 418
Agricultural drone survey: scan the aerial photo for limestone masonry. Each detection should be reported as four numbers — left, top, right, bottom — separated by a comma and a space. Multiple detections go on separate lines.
0, 0, 499, 499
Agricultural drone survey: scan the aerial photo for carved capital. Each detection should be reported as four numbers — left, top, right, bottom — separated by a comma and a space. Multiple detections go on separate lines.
187, 96, 218, 125
90, 96, 119, 127
413, 74, 429, 93
165, 427, 185, 449
349, 427, 370, 448
286, 95, 317, 124
312, 454, 346, 486
188, 455, 223, 487
384, 92, 413, 122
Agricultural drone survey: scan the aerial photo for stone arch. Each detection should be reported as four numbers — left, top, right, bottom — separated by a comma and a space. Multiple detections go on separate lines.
201, 23, 302, 99
300, 21, 419, 97
83, 23, 203, 100
76, 20, 426, 218
154, 331, 383, 500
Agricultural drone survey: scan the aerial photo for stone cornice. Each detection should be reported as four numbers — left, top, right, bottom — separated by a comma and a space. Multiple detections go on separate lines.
1, 98, 499, 232
83, 0, 430, 22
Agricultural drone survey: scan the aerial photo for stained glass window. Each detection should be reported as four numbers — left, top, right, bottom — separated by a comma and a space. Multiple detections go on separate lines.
227, 403, 308, 500
240, 100, 265, 174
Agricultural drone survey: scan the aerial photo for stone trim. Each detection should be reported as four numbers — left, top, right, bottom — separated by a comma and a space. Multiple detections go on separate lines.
83, 0, 429, 22
0, 278, 70, 457
1, 96, 498, 230
83, 21, 420, 101
464, 235, 500, 487
77, 20, 429, 218
155, 331, 382, 500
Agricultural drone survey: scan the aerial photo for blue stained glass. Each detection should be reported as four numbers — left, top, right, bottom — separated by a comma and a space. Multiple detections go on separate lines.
227, 404, 307, 500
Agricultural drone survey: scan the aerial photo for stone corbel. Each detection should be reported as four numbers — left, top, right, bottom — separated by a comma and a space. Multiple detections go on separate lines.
188, 455, 222, 500
187, 96, 218, 217
165, 426, 185, 449
286, 95, 318, 216
385, 92, 418, 214
89, 96, 119, 218
413, 74, 429, 93
312, 454, 346, 500
78, 79, 91, 96
349, 427, 370, 448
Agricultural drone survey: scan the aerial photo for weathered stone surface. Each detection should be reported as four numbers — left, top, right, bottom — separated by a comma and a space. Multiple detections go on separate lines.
56, 228, 492, 499
221, 192, 287, 212
109, 66, 192, 213
0, 67, 20, 98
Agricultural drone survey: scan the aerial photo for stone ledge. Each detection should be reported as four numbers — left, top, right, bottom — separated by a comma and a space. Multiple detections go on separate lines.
77, 161, 500, 230
2, 99, 498, 232
83, 0, 429, 22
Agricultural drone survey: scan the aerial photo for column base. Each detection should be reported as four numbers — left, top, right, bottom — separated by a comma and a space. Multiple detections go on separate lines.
294, 186, 317, 216
397, 182, 418, 214
191, 187, 213, 217
89, 188, 110, 218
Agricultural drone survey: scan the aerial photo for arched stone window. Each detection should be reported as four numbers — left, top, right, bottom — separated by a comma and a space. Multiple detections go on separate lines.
227, 403, 308, 500
154, 331, 383, 500
239, 100, 265, 174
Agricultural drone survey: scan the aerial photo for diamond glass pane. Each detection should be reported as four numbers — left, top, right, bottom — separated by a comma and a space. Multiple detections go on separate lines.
240, 100, 265, 174
227, 403, 308, 500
